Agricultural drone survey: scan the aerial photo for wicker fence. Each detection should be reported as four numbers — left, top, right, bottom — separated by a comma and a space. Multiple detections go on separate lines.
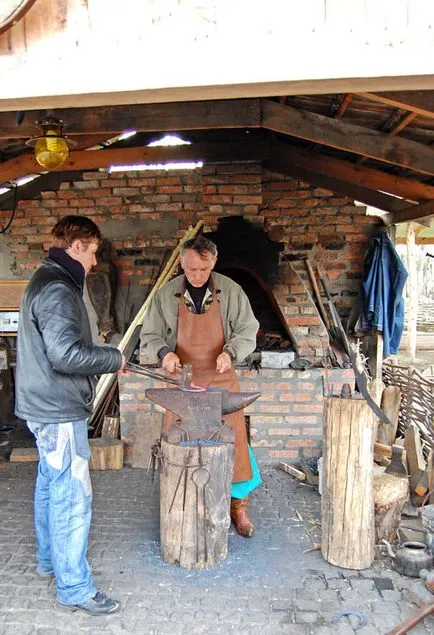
383, 362, 434, 453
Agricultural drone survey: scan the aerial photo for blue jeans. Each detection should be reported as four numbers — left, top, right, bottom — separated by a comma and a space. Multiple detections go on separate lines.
27, 420, 97, 605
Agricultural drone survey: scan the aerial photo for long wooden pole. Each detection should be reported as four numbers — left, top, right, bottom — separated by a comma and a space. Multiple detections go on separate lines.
91, 220, 204, 414
406, 221, 418, 360
304, 258, 330, 329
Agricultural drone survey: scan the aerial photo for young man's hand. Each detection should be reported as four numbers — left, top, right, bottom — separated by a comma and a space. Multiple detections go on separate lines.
117, 353, 127, 375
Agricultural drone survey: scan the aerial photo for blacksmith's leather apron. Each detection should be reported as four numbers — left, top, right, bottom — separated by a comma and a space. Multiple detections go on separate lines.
163, 290, 252, 483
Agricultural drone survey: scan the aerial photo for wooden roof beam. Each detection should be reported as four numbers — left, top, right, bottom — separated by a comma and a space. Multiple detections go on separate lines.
0, 99, 261, 140
357, 92, 434, 119
261, 100, 434, 176
267, 156, 413, 216
269, 141, 434, 202
0, 138, 270, 184
386, 199, 434, 225
335, 94, 353, 119
388, 112, 417, 137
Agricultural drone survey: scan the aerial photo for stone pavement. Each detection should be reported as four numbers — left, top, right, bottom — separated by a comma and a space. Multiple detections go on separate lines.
0, 461, 433, 635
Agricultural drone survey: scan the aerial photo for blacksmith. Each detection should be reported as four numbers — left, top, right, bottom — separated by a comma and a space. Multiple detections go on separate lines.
140, 235, 262, 536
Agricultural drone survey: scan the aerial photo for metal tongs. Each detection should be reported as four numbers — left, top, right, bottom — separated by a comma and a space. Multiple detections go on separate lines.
126, 362, 204, 391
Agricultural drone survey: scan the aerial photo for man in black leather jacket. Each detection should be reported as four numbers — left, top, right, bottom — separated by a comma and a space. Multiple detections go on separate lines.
15, 215, 126, 616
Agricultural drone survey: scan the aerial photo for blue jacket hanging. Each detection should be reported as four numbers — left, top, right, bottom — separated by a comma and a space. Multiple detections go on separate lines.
359, 231, 408, 357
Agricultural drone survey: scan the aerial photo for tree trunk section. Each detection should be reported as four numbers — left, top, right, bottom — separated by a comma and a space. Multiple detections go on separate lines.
89, 438, 123, 470
160, 439, 233, 569
321, 397, 376, 569
374, 470, 409, 542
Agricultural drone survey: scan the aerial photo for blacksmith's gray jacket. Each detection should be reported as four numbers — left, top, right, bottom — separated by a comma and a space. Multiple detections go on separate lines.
15, 257, 122, 424
140, 272, 259, 364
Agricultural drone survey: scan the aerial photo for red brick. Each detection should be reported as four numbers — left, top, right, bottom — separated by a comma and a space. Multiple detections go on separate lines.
268, 450, 298, 458
293, 404, 323, 413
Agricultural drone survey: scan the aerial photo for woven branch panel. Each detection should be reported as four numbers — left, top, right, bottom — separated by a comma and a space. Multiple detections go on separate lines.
383, 362, 434, 453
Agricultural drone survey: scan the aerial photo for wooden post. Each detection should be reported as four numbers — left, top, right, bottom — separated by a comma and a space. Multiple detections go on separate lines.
159, 439, 233, 569
321, 397, 376, 569
406, 221, 418, 360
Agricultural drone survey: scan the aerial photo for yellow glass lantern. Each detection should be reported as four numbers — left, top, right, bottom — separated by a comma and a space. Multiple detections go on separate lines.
26, 117, 76, 170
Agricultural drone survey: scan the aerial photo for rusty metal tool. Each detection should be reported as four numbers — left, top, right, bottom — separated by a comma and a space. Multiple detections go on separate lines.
126, 362, 203, 391
191, 441, 210, 563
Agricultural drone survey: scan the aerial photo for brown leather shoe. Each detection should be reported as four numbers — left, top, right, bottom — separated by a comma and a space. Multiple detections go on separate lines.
230, 497, 255, 537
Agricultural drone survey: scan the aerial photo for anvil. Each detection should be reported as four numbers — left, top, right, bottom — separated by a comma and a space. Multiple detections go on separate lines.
145, 387, 261, 441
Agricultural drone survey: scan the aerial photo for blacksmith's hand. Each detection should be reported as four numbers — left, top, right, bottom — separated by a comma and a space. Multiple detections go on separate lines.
162, 352, 181, 374
216, 351, 232, 374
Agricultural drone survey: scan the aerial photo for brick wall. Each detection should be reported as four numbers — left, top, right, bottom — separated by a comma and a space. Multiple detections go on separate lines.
1, 163, 377, 359
0, 162, 376, 459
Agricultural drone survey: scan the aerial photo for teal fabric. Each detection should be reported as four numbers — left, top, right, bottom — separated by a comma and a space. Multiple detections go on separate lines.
231, 446, 262, 499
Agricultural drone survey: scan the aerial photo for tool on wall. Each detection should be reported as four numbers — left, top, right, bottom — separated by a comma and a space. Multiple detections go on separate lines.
317, 268, 394, 427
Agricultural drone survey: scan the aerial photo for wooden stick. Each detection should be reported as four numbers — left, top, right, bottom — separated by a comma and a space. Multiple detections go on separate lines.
386, 602, 434, 635
304, 259, 330, 329
91, 220, 204, 415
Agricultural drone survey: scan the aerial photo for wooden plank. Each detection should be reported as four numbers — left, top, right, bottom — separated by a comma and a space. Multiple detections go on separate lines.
377, 385, 401, 446
262, 100, 434, 176
358, 91, 434, 119
101, 415, 120, 439
0, 98, 261, 139
387, 199, 434, 225
279, 462, 306, 480
0, 138, 270, 184
9, 447, 38, 462
269, 141, 434, 202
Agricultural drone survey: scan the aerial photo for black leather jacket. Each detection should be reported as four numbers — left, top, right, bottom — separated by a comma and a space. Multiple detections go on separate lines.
15, 258, 122, 424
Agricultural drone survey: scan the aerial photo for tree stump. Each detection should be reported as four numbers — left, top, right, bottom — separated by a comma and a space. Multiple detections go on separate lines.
321, 397, 376, 569
374, 469, 409, 542
160, 438, 233, 569
89, 438, 123, 470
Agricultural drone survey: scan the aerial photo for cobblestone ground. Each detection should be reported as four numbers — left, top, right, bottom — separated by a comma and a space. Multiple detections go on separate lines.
0, 462, 433, 635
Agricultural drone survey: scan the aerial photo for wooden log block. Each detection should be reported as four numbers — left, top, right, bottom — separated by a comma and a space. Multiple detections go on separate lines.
377, 385, 401, 446
321, 397, 376, 569
89, 438, 123, 470
9, 447, 39, 462
101, 415, 120, 439
374, 471, 409, 542
160, 439, 233, 569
